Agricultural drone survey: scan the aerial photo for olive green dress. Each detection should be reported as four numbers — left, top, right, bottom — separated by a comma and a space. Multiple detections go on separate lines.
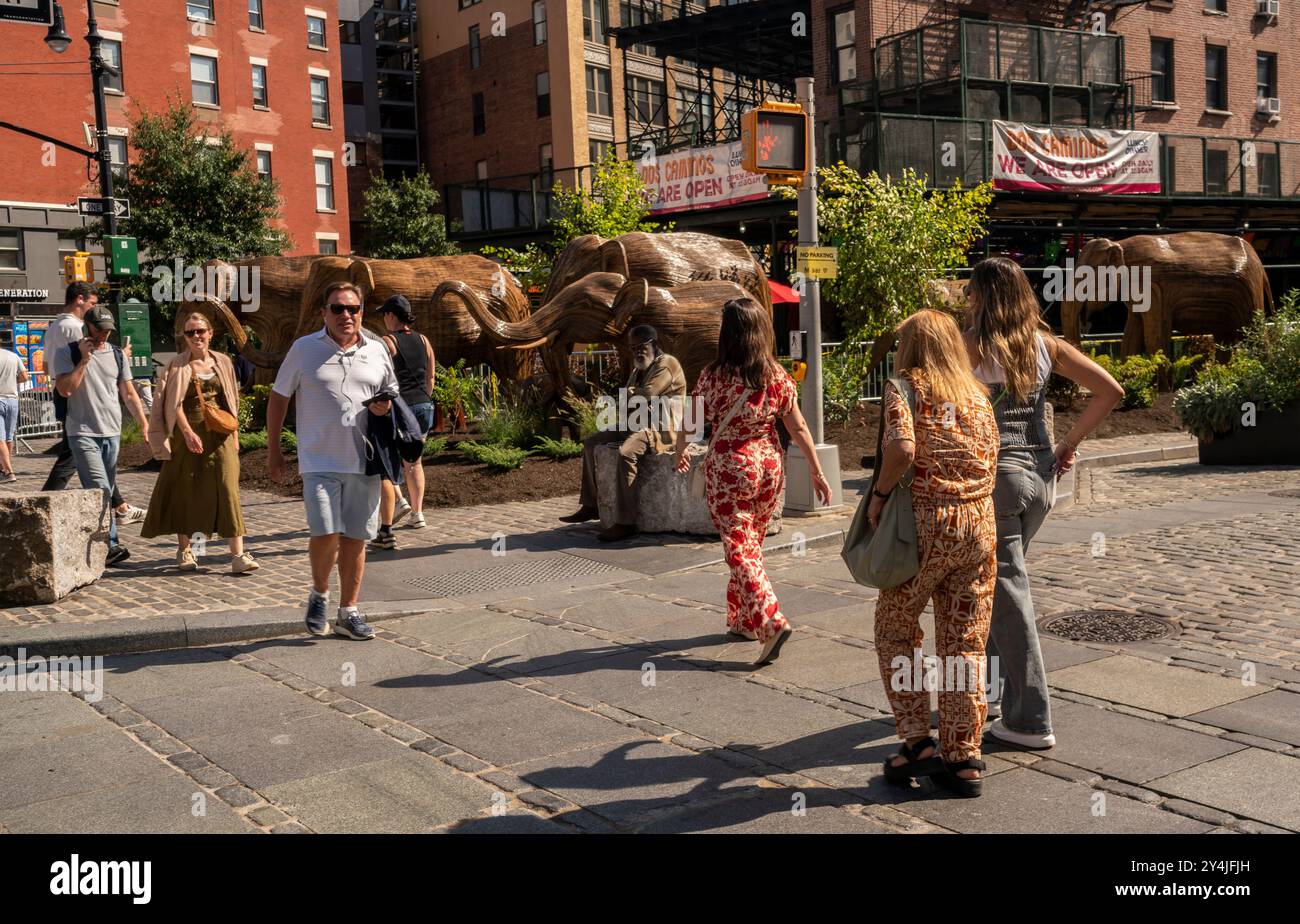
142, 374, 245, 539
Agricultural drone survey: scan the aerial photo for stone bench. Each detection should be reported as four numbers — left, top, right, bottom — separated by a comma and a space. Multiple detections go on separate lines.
0, 490, 109, 605
594, 442, 783, 536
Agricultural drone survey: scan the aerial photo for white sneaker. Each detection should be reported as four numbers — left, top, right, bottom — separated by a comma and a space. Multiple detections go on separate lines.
392, 496, 412, 526
986, 718, 1055, 750
407, 511, 427, 529
231, 552, 260, 574
176, 548, 198, 572
117, 504, 146, 524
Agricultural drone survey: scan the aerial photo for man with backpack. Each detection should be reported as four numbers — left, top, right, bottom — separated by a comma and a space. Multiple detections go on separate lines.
51, 305, 150, 566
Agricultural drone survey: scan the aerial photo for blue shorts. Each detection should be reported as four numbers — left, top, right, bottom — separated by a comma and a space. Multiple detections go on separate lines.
410, 401, 434, 437
302, 472, 381, 541
0, 398, 16, 442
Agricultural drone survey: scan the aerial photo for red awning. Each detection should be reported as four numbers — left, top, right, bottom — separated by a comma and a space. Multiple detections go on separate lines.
768, 279, 800, 303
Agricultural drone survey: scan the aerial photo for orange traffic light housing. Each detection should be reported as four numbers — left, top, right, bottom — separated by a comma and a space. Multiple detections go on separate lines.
742, 101, 809, 180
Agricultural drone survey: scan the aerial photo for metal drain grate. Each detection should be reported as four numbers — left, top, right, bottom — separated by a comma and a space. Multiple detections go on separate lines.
403, 555, 622, 598
1268, 489, 1300, 499
1039, 609, 1178, 644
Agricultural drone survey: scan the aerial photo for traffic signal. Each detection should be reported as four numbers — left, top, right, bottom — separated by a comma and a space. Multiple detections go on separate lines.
742, 101, 808, 185
63, 252, 93, 284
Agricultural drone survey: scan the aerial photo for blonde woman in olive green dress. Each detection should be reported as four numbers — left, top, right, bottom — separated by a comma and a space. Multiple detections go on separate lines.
143, 313, 257, 574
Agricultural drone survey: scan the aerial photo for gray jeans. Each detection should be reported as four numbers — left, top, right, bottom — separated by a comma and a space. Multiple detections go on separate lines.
988, 448, 1056, 735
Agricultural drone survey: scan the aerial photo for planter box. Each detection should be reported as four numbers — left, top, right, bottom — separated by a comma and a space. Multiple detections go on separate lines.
1197, 401, 1300, 465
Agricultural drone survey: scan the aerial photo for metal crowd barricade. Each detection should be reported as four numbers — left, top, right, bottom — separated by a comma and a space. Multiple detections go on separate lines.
15, 372, 61, 453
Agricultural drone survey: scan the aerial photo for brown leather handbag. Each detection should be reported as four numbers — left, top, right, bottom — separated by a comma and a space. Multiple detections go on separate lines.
193, 375, 238, 435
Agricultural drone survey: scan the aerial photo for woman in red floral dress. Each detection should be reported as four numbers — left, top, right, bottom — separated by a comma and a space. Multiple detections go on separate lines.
676, 298, 832, 666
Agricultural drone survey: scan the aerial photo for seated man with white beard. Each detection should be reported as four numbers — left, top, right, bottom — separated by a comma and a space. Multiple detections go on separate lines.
560, 325, 687, 542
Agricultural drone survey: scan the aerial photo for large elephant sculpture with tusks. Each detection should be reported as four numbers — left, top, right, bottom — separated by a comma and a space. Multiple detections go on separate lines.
181, 254, 534, 384
1059, 232, 1273, 356
435, 273, 751, 399
544, 231, 772, 314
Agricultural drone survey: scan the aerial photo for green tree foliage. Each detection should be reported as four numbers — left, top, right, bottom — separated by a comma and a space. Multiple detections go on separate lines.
359, 172, 458, 259
812, 165, 992, 338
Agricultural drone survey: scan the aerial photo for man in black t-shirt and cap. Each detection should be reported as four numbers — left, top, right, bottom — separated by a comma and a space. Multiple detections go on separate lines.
370, 294, 436, 548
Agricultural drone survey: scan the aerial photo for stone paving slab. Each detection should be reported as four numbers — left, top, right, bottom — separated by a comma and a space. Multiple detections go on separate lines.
1044, 700, 1245, 784
637, 788, 896, 834
1049, 655, 1263, 717
262, 752, 523, 834
1148, 749, 1300, 831
1188, 690, 1300, 746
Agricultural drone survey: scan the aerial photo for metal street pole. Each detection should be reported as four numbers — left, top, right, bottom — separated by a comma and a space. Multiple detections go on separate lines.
84, 0, 116, 239
786, 76, 842, 513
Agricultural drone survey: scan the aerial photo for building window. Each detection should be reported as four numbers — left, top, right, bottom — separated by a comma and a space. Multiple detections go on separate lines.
190, 54, 219, 106
251, 64, 268, 108
256, 149, 272, 183
318, 237, 338, 255
106, 136, 128, 167
1259, 151, 1280, 196
620, 1, 659, 54
533, 1, 547, 45
1151, 39, 1174, 103
586, 65, 611, 116
1206, 148, 1229, 193
100, 39, 123, 93
536, 72, 550, 117
830, 8, 856, 84
248, 0, 264, 30
315, 156, 335, 210
678, 88, 714, 139
1205, 45, 1228, 110
340, 21, 360, 44
539, 143, 553, 182
311, 75, 330, 124
589, 139, 610, 165
476, 160, 488, 180
472, 92, 485, 134
468, 25, 481, 69
1204, 0, 1227, 11
629, 76, 666, 127
1257, 52, 1278, 101
187, 0, 214, 22
307, 14, 327, 49
583, 0, 607, 42
0, 232, 21, 271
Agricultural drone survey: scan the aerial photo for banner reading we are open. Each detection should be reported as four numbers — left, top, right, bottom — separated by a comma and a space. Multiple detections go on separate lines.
992, 121, 1161, 194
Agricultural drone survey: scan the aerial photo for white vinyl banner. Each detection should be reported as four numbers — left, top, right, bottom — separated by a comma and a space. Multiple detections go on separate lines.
992, 121, 1162, 194
639, 141, 770, 214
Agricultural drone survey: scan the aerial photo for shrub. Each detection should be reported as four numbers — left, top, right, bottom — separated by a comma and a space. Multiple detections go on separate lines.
423, 435, 447, 458
459, 440, 529, 471
279, 429, 296, 453
821, 341, 871, 426
120, 419, 143, 445
479, 393, 546, 448
1090, 352, 1163, 409
238, 430, 267, 453
430, 358, 483, 421
243, 384, 273, 431
534, 436, 583, 460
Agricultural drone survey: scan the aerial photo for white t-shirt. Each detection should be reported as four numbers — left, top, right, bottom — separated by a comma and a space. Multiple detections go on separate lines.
0, 349, 21, 399
43, 312, 87, 375
271, 327, 398, 475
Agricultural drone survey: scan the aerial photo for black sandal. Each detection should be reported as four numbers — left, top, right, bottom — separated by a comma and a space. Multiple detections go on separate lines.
883, 736, 943, 784
936, 757, 987, 798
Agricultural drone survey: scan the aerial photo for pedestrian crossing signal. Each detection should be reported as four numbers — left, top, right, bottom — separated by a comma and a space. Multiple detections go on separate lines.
742, 102, 808, 180
63, 252, 93, 284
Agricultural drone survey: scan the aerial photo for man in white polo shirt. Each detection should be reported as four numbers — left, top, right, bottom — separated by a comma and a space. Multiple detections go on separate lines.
267, 282, 399, 641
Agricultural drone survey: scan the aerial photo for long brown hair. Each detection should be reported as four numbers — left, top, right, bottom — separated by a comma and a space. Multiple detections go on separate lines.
968, 256, 1051, 402
709, 297, 781, 390
895, 309, 985, 408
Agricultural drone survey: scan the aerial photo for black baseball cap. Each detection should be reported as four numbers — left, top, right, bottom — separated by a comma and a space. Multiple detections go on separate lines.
84, 306, 116, 332
378, 295, 413, 324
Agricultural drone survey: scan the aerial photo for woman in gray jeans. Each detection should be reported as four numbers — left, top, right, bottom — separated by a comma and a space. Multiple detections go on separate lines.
965, 258, 1123, 749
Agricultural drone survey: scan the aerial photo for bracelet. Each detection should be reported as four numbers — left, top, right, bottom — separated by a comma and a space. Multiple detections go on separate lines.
872, 487, 892, 500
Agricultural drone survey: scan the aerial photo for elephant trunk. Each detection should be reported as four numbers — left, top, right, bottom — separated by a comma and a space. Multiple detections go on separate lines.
199, 295, 285, 368
434, 280, 547, 348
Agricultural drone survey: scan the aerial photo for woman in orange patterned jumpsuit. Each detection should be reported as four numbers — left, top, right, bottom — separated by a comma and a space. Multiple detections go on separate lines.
869, 310, 999, 797
676, 298, 832, 667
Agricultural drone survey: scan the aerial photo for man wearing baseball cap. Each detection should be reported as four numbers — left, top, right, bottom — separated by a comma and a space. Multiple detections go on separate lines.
52, 305, 150, 566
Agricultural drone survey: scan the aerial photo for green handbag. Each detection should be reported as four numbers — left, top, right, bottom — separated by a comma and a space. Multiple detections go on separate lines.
840, 376, 919, 589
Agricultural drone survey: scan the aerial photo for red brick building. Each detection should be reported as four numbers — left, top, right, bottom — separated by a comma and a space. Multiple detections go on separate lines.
0, 0, 351, 321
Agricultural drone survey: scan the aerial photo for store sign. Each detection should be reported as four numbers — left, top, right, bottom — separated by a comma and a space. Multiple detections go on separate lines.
992, 121, 1161, 195
0, 1, 55, 26
640, 141, 770, 215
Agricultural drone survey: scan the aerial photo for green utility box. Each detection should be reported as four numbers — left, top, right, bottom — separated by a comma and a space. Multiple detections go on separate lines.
117, 299, 153, 380
104, 235, 139, 277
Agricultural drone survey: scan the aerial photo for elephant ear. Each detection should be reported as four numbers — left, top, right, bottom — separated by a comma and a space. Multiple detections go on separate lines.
599, 239, 630, 278
611, 278, 649, 334
349, 258, 376, 302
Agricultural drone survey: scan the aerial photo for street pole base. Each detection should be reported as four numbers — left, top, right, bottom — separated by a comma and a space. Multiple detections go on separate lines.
784, 443, 843, 514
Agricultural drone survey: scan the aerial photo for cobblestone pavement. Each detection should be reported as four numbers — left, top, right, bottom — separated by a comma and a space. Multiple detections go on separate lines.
4, 433, 1300, 833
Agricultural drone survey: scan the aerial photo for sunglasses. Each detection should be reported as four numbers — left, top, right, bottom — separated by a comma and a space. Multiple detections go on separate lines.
184, 329, 210, 337
328, 304, 362, 316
